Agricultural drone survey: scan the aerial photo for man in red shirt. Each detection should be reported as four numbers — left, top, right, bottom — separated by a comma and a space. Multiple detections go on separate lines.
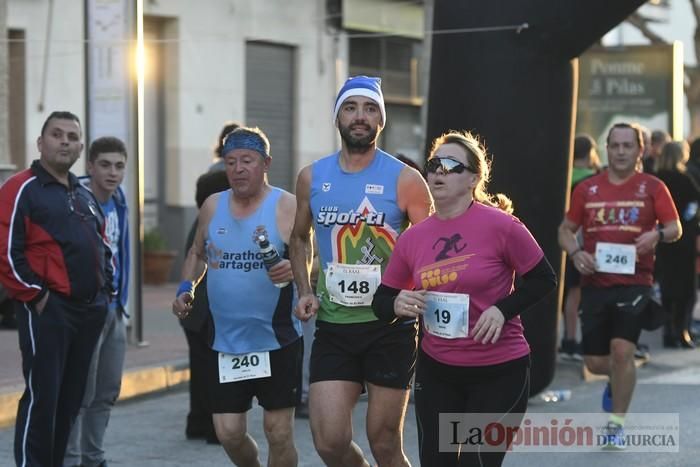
558, 122, 681, 449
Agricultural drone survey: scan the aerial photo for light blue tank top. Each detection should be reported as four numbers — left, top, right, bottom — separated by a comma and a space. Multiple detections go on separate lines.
206, 187, 301, 353
310, 149, 408, 323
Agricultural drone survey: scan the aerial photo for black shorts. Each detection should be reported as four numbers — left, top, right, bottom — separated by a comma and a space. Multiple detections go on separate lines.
579, 285, 650, 355
207, 338, 302, 413
564, 257, 581, 289
310, 319, 418, 389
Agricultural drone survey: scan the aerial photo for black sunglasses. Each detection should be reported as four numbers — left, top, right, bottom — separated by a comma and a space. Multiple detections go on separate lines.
424, 157, 475, 175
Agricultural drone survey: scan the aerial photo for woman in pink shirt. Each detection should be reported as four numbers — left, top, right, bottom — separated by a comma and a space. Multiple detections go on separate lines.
373, 131, 556, 467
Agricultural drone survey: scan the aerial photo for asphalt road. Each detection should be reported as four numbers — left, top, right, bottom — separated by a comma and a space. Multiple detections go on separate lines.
2, 350, 699, 466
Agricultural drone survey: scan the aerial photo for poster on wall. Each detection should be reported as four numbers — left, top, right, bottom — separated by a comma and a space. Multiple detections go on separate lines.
576, 43, 683, 164
85, 0, 132, 145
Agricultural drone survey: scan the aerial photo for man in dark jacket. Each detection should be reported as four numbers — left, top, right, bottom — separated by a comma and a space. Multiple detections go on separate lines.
0, 111, 112, 467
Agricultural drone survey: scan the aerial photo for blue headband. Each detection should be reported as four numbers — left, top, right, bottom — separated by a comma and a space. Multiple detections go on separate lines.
222, 131, 270, 158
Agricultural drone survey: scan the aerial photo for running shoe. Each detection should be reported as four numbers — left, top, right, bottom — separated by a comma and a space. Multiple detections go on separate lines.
602, 421, 626, 451
602, 382, 613, 413
634, 343, 650, 361
559, 338, 583, 362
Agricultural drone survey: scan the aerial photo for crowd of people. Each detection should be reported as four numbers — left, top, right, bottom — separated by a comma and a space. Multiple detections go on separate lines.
1, 75, 698, 466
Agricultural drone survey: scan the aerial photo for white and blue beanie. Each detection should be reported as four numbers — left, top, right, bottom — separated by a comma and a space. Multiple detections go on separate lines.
333, 75, 386, 125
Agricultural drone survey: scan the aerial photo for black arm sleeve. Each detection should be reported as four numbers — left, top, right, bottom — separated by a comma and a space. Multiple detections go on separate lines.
494, 256, 557, 321
372, 283, 401, 323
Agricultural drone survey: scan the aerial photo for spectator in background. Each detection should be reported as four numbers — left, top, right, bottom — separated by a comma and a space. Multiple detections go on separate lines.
642, 129, 671, 173
0, 111, 112, 466
395, 153, 422, 173
686, 138, 700, 339
685, 137, 700, 187
180, 169, 230, 443
654, 141, 700, 348
638, 126, 651, 172
560, 134, 600, 361
208, 121, 241, 172
65, 136, 131, 467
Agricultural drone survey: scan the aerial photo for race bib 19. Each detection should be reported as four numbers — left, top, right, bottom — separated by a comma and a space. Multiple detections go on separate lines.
218, 351, 271, 383
423, 291, 469, 339
325, 263, 381, 307
595, 242, 636, 275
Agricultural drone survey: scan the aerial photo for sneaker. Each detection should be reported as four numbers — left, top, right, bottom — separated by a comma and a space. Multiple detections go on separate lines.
602, 383, 613, 413
602, 421, 625, 450
634, 343, 650, 361
559, 338, 583, 361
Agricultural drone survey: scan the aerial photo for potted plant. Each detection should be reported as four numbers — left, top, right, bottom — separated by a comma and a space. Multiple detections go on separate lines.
143, 228, 177, 285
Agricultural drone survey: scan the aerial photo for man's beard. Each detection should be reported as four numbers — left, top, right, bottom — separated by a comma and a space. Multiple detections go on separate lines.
339, 123, 378, 153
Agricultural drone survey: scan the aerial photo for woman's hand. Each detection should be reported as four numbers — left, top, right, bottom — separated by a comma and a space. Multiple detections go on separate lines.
394, 290, 427, 319
472, 306, 505, 344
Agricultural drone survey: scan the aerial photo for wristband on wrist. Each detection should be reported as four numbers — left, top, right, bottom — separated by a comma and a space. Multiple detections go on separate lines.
569, 248, 582, 257
657, 225, 665, 242
176, 280, 195, 299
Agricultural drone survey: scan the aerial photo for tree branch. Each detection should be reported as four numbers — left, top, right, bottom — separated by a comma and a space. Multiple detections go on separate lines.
626, 12, 667, 44
690, 0, 700, 26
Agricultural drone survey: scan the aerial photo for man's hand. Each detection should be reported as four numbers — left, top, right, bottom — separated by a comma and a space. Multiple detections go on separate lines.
267, 259, 293, 286
35, 292, 50, 315
295, 293, 319, 321
172, 292, 193, 320
635, 230, 659, 255
572, 250, 597, 275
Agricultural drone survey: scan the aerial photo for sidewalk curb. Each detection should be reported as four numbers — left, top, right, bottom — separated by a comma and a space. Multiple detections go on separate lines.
0, 360, 189, 429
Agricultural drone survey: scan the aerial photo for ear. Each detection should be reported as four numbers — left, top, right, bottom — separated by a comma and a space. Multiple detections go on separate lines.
470, 173, 480, 189
36, 136, 43, 153
263, 156, 272, 172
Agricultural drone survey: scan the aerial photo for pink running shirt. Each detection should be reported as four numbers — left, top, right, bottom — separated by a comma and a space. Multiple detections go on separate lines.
382, 202, 544, 366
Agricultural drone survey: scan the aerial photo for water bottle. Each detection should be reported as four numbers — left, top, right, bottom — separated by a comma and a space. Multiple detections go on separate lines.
256, 233, 290, 288
539, 389, 572, 403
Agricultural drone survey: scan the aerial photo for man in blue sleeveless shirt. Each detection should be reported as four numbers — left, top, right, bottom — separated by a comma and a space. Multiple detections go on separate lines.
65, 136, 130, 467
289, 76, 432, 466
173, 126, 302, 466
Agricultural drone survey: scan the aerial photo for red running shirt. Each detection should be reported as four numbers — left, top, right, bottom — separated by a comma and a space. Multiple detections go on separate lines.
566, 171, 678, 288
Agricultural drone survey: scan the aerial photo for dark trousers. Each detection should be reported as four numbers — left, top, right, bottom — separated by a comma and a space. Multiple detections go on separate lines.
14, 293, 107, 467
662, 293, 696, 339
415, 349, 530, 467
183, 327, 217, 438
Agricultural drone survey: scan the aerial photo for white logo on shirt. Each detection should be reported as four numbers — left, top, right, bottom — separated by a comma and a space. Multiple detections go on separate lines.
365, 184, 384, 195
636, 181, 648, 197
105, 210, 120, 259
322, 183, 331, 192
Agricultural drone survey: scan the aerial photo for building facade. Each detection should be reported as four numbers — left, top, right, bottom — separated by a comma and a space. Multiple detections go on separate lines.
5, 0, 427, 277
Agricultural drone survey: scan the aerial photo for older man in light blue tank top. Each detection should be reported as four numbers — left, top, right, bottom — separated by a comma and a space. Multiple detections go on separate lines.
173, 126, 302, 467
